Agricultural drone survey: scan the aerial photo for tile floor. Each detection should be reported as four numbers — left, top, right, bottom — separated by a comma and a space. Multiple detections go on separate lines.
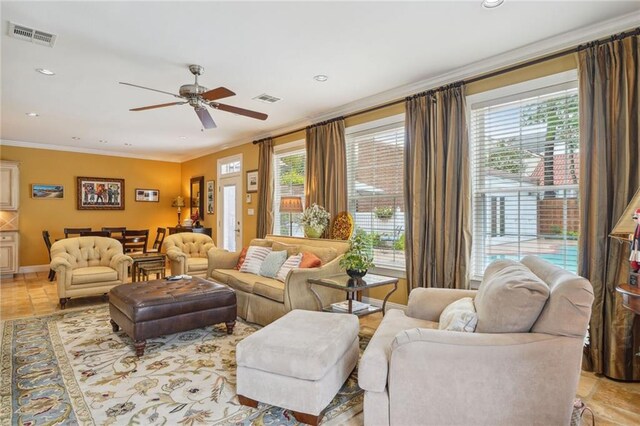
1, 271, 639, 425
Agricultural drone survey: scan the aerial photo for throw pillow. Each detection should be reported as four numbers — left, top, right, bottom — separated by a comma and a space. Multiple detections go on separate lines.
438, 297, 477, 332
239, 246, 272, 275
297, 244, 337, 264
276, 253, 303, 282
235, 247, 248, 271
259, 250, 288, 278
299, 252, 322, 268
474, 260, 550, 333
271, 241, 300, 256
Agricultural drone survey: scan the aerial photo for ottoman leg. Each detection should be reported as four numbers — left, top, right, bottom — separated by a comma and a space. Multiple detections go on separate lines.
238, 395, 258, 408
134, 340, 146, 357
110, 319, 120, 332
292, 411, 321, 426
225, 320, 236, 335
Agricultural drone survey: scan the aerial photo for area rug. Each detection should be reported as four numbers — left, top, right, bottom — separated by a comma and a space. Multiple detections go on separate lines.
1, 306, 370, 425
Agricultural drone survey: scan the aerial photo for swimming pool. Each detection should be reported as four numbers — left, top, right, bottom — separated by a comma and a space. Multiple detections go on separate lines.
488, 245, 578, 273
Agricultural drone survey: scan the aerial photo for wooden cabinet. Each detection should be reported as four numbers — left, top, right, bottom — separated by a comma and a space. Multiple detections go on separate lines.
0, 231, 19, 276
0, 161, 19, 211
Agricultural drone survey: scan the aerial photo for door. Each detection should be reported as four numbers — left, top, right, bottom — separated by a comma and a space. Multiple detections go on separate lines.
217, 155, 243, 251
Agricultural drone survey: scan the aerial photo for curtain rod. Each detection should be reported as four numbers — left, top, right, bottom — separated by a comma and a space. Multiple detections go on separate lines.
253, 26, 639, 145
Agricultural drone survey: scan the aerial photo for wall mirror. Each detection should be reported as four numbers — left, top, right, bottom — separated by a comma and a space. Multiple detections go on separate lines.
190, 176, 204, 222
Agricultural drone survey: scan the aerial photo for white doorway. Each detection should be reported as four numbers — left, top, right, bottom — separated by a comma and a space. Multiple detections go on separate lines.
217, 155, 243, 251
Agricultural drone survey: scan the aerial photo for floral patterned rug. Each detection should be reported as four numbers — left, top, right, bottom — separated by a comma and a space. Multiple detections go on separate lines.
1, 305, 369, 425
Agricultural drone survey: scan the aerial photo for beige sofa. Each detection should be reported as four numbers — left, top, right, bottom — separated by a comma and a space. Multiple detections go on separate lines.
50, 236, 132, 309
358, 256, 594, 426
207, 234, 350, 326
163, 233, 215, 277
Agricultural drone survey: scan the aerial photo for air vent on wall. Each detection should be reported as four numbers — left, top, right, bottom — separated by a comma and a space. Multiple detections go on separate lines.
7, 22, 57, 47
252, 93, 281, 104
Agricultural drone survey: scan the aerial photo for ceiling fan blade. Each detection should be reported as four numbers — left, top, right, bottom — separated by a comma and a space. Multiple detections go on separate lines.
195, 107, 216, 129
130, 101, 187, 111
201, 87, 236, 101
119, 82, 183, 99
212, 103, 268, 120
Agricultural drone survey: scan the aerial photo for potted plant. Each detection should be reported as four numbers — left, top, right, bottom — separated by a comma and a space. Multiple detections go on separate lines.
299, 203, 330, 238
374, 206, 394, 220
340, 228, 375, 282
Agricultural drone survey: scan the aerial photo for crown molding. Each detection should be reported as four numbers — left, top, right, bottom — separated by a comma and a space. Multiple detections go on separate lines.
0, 139, 182, 163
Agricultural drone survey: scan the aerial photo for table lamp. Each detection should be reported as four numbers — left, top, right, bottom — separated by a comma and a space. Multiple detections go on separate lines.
280, 196, 303, 236
172, 196, 186, 226
610, 187, 640, 285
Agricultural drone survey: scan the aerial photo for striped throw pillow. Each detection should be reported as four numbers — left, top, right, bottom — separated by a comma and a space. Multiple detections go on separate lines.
276, 253, 303, 282
239, 246, 272, 275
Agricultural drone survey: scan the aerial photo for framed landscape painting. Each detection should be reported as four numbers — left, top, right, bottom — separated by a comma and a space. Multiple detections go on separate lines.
135, 188, 159, 202
77, 176, 125, 210
31, 184, 64, 199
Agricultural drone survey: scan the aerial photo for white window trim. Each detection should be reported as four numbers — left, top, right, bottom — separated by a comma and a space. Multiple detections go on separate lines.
274, 139, 305, 154
273, 141, 306, 237
217, 154, 243, 177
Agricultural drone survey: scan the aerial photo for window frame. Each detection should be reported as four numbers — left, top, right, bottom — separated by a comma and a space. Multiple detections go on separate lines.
272, 140, 306, 237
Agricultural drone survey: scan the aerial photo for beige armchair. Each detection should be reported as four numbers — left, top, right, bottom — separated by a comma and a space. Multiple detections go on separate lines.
50, 236, 132, 309
358, 256, 594, 426
163, 232, 215, 277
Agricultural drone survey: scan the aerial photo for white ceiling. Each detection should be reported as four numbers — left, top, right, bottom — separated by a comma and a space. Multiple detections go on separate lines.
1, 1, 639, 162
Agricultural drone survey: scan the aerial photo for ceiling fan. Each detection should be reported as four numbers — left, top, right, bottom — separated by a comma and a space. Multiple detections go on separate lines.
119, 64, 268, 129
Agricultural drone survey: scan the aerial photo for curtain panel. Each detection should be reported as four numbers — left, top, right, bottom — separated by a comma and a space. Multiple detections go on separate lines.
404, 85, 471, 290
305, 118, 348, 234
578, 35, 640, 380
256, 137, 274, 238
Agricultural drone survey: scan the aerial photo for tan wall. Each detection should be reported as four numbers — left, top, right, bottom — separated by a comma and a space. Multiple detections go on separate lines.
0, 145, 181, 266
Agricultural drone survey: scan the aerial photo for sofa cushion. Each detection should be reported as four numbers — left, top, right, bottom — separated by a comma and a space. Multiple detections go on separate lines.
259, 250, 288, 278
240, 246, 272, 275
298, 244, 337, 265
253, 278, 286, 303
276, 253, 302, 282
72, 266, 118, 285
186, 257, 208, 272
249, 238, 273, 248
271, 241, 300, 256
474, 259, 550, 333
358, 309, 438, 393
300, 252, 322, 268
438, 297, 477, 332
214, 269, 261, 294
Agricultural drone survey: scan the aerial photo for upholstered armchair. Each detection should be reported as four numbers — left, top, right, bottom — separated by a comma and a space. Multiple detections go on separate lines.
50, 236, 132, 309
163, 233, 215, 277
358, 256, 594, 426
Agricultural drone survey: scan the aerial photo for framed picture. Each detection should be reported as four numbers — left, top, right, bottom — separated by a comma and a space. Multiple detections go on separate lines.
77, 176, 124, 210
135, 188, 159, 202
206, 180, 215, 214
31, 184, 64, 199
246, 169, 258, 193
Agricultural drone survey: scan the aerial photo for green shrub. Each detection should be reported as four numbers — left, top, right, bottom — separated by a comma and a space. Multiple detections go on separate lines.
374, 206, 394, 220
393, 233, 405, 251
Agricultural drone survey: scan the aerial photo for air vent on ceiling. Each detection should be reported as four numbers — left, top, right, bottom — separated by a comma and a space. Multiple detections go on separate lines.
8, 22, 57, 47
252, 93, 281, 104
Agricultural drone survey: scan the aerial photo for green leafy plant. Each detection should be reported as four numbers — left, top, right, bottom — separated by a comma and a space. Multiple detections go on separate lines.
340, 228, 375, 273
374, 206, 394, 220
393, 232, 405, 251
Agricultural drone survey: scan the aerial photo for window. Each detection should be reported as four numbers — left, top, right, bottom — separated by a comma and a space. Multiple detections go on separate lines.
273, 144, 306, 236
346, 122, 406, 270
469, 74, 579, 279
220, 160, 241, 175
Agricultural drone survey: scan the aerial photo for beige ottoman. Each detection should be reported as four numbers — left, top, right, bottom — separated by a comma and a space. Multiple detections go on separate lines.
236, 309, 359, 425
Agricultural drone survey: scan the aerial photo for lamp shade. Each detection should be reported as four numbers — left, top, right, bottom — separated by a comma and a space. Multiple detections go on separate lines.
610, 187, 640, 241
280, 196, 303, 213
172, 196, 186, 208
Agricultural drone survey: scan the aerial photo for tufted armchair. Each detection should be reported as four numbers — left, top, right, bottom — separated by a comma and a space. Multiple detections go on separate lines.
50, 236, 132, 309
162, 233, 215, 277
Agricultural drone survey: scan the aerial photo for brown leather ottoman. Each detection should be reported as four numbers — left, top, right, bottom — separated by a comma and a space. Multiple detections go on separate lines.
109, 277, 237, 356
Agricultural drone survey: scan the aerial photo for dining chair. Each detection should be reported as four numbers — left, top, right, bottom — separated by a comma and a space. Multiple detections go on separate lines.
101, 227, 126, 239
148, 227, 167, 253
80, 230, 112, 237
64, 228, 91, 238
42, 230, 56, 281
122, 229, 149, 254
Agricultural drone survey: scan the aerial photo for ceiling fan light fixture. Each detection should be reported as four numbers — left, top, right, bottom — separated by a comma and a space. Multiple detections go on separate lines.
482, 0, 504, 8
313, 74, 328, 82
36, 68, 55, 76
25, 112, 39, 117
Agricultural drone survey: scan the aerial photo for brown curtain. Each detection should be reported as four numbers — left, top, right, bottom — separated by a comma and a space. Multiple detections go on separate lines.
305, 118, 348, 233
256, 137, 274, 238
404, 84, 471, 290
578, 34, 640, 380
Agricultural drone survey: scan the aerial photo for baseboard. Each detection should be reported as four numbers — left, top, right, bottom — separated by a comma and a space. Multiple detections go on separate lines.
19, 264, 50, 274
361, 296, 407, 312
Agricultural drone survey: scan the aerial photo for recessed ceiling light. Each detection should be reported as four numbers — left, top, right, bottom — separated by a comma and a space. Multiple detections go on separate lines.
179, 136, 187, 140
71, 136, 80, 140
35, 68, 55, 76
25, 112, 39, 117
313, 74, 328, 82
482, 0, 504, 8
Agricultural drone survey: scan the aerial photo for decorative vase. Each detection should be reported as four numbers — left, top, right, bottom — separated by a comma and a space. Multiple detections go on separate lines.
304, 226, 323, 239
346, 269, 367, 283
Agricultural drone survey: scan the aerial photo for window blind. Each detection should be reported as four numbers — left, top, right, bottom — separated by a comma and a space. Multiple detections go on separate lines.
470, 82, 579, 279
273, 148, 306, 236
346, 123, 406, 270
